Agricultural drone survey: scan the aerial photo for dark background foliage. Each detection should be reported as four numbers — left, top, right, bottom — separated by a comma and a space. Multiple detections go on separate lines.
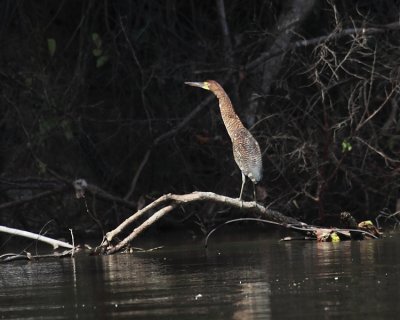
1, 0, 399, 238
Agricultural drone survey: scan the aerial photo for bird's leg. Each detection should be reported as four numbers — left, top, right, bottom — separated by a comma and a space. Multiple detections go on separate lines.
253, 183, 257, 204
239, 172, 246, 207
239, 172, 246, 200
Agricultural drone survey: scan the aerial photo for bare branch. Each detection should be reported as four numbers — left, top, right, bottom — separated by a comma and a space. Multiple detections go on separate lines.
0, 178, 137, 211
124, 149, 152, 201
355, 137, 400, 164
246, 21, 400, 72
0, 225, 74, 249
356, 87, 397, 131
216, 0, 233, 65
103, 191, 303, 254
124, 79, 226, 200
0, 188, 65, 211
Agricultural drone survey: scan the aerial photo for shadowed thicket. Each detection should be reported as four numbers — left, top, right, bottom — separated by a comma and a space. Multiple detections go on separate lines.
0, 0, 399, 236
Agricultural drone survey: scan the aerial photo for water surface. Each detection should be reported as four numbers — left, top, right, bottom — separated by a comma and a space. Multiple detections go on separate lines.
1, 233, 400, 319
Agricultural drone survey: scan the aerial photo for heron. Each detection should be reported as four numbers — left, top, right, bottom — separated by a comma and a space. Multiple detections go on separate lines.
185, 80, 263, 201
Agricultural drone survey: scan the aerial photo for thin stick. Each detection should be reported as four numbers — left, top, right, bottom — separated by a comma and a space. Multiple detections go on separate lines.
0, 225, 74, 249
0, 189, 64, 210
124, 149, 151, 200
69, 228, 75, 257
205, 218, 283, 247
123, 76, 232, 200
246, 21, 400, 71
216, 0, 233, 64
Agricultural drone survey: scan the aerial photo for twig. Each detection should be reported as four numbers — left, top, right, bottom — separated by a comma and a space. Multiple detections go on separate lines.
375, 209, 400, 229
355, 86, 397, 132
119, 16, 143, 77
0, 250, 74, 263
216, 0, 233, 65
124, 89, 219, 200
355, 137, 400, 164
0, 177, 137, 211
205, 218, 283, 247
0, 225, 74, 249
76, 180, 137, 209
246, 21, 400, 71
124, 149, 151, 200
0, 188, 65, 210
69, 228, 75, 257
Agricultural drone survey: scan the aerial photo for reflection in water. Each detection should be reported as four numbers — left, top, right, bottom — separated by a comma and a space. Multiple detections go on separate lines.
100, 244, 272, 319
269, 237, 400, 319
1, 234, 400, 319
232, 281, 271, 320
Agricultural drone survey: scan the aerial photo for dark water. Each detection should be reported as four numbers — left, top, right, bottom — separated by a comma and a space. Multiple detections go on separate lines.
1, 233, 400, 319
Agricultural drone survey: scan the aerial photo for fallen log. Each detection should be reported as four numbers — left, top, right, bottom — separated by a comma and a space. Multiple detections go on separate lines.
100, 191, 305, 254
99, 192, 382, 254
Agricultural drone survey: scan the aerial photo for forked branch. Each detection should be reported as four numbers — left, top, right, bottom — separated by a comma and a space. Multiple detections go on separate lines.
102, 191, 303, 254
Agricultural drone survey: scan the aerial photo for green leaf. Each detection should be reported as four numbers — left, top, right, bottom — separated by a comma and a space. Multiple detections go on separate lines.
91, 32, 102, 48
341, 139, 352, 153
47, 38, 56, 57
96, 55, 109, 68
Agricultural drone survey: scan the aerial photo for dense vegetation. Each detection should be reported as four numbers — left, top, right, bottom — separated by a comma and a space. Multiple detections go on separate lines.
1, 0, 399, 237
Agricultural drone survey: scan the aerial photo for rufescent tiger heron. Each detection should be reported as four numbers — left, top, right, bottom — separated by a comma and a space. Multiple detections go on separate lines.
185, 80, 263, 201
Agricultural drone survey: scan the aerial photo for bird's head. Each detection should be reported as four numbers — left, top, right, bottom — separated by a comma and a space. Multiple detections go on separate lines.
184, 80, 219, 91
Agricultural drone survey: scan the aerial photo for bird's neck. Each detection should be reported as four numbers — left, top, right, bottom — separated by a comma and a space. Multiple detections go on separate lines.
215, 92, 245, 139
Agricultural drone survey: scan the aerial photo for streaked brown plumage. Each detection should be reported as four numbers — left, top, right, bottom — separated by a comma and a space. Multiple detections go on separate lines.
185, 80, 263, 201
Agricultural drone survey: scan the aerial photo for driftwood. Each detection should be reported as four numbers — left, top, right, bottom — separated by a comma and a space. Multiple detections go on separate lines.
204, 217, 380, 247
101, 191, 304, 254
1, 176, 383, 257
99, 191, 382, 254
0, 226, 76, 263
0, 225, 74, 249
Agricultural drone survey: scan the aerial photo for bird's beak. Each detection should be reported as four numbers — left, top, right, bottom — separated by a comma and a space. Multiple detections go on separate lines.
185, 81, 210, 90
